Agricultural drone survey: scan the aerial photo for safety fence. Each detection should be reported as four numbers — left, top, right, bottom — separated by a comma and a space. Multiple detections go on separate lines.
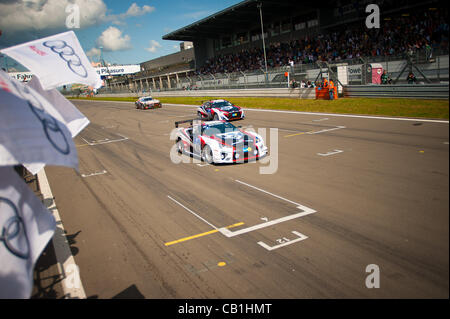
93, 87, 317, 99
343, 84, 449, 99
86, 84, 449, 100
102, 51, 448, 94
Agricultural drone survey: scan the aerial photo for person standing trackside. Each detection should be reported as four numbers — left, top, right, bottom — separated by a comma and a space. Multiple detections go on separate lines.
381, 70, 388, 84
322, 78, 329, 91
382, 71, 392, 84
407, 72, 417, 84
329, 79, 335, 100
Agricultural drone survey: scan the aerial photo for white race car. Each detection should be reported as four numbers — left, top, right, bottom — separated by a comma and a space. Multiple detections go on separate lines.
175, 119, 267, 164
197, 99, 245, 121
135, 96, 162, 109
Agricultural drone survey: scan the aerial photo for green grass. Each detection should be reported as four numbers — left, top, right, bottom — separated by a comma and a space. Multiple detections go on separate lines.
68, 96, 449, 119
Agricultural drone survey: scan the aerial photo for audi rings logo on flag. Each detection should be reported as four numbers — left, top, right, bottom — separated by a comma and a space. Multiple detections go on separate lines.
43, 40, 88, 78
9, 79, 71, 155
1, 31, 102, 90
0, 197, 30, 260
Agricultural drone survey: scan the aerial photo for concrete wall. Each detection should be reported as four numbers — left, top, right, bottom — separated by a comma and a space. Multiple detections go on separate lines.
94, 88, 316, 99
343, 84, 449, 99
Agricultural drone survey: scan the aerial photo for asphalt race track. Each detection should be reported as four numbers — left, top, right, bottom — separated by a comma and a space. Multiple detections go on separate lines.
45, 99, 449, 299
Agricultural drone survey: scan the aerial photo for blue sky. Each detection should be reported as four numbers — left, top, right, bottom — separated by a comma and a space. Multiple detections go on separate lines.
77, 0, 240, 65
0, 0, 241, 70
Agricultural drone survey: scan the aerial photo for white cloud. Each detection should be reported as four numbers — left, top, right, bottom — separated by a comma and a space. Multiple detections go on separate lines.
112, 20, 127, 26
125, 3, 155, 17
96, 26, 131, 51
0, 0, 106, 33
86, 47, 102, 58
104, 3, 155, 23
104, 3, 156, 27
0, 0, 155, 46
146, 40, 162, 53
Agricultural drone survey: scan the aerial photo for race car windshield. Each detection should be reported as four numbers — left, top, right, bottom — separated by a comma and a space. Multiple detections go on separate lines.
202, 122, 238, 136
143, 97, 153, 101
212, 101, 233, 109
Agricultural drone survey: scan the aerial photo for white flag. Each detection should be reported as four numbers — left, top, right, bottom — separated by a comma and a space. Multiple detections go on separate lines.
1, 31, 102, 90
27, 76, 90, 138
24, 76, 89, 174
0, 70, 78, 173
0, 167, 56, 299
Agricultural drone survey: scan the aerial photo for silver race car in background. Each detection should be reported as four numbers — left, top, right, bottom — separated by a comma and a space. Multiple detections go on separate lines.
175, 119, 267, 164
135, 96, 162, 109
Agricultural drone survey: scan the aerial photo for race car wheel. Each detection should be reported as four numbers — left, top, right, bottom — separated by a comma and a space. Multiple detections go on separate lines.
197, 112, 203, 119
202, 145, 214, 164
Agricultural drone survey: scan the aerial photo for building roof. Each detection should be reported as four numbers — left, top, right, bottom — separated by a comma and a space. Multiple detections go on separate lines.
162, 0, 325, 41
140, 48, 194, 70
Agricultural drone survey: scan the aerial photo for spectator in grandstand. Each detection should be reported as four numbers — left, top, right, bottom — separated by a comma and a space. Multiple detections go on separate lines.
406, 72, 417, 84
197, 8, 448, 77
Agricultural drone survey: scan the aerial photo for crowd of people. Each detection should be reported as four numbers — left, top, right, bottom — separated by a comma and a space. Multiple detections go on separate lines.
197, 8, 448, 76
289, 79, 315, 88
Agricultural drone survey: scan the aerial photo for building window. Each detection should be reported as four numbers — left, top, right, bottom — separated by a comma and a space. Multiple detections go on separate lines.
251, 29, 260, 42
307, 19, 319, 28
236, 32, 249, 45
270, 21, 280, 36
222, 36, 232, 48
281, 19, 292, 33
295, 22, 306, 30
214, 39, 220, 51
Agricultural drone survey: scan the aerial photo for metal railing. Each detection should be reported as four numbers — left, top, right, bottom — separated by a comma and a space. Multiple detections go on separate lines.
343, 84, 449, 99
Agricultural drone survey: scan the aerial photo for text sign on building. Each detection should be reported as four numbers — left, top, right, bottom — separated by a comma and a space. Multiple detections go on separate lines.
94, 65, 140, 76
8, 72, 34, 82
347, 65, 362, 81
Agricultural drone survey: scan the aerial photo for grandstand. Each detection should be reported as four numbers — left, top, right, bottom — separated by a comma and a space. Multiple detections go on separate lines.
119, 0, 447, 93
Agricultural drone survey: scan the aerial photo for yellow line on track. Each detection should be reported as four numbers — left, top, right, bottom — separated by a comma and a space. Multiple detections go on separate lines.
284, 132, 307, 138
164, 222, 244, 247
